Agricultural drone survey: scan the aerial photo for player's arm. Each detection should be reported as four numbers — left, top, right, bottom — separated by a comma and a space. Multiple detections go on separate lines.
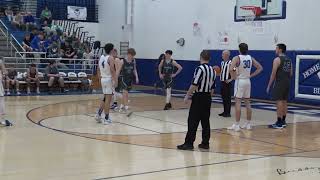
250, 58, 263, 78
27, 68, 31, 79
133, 60, 139, 84
108, 56, 117, 86
266, 57, 280, 93
184, 67, 202, 102
0, 61, 7, 75
116, 59, 123, 79
158, 60, 164, 79
35, 69, 39, 79
172, 60, 183, 78
227, 56, 239, 83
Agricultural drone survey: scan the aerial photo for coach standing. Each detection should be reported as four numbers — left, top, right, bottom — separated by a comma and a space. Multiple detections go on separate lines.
177, 50, 216, 150
219, 50, 232, 117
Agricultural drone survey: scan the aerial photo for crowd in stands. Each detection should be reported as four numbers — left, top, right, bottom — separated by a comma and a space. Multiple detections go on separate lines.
4, 6, 95, 69
1, 6, 95, 95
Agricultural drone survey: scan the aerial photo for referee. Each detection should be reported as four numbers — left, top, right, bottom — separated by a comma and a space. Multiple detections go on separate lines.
177, 50, 216, 150
219, 50, 232, 117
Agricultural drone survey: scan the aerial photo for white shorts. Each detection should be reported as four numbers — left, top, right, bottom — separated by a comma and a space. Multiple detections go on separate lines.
101, 78, 113, 95
234, 79, 251, 99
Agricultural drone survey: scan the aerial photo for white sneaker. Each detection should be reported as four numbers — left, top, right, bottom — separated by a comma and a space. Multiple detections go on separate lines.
16, 92, 21, 95
119, 107, 127, 114
103, 118, 112, 125
6, 92, 10, 95
227, 124, 240, 132
95, 114, 102, 123
241, 123, 252, 130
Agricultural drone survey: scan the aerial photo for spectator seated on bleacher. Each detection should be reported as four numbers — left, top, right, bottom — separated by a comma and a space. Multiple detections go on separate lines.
5, 7, 13, 22
46, 60, 66, 94
40, 20, 51, 35
11, 12, 24, 30
23, 33, 33, 53
31, 32, 49, 57
30, 28, 38, 42
24, 12, 36, 31
61, 42, 75, 65
5, 65, 20, 95
83, 46, 94, 69
26, 63, 40, 94
40, 6, 52, 25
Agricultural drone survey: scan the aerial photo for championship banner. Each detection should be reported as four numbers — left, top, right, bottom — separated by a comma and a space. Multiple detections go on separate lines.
67, 6, 87, 20
295, 55, 320, 100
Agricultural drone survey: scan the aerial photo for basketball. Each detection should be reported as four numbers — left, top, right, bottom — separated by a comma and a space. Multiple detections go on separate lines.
213, 65, 221, 75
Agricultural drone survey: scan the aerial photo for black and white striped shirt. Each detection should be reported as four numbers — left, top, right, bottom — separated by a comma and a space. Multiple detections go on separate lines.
220, 60, 232, 81
192, 63, 216, 93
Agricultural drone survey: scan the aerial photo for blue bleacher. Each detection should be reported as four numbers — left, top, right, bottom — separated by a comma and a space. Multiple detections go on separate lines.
0, 17, 25, 43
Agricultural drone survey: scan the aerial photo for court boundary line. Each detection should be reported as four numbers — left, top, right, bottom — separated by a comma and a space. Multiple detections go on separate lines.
26, 99, 318, 156
93, 149, 320, 180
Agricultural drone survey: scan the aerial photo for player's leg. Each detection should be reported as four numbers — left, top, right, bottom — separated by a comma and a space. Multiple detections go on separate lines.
282, 100, 288, 127
123, 90, 129, 111
26, 78, 31, 94
241, 98, 252, 130
103, 94, 113, 124
228, 80, 241, 131
36, 78, 40, 94
164, 78, 173, 110
5, 79, 10, 95
102, 78, 113, 124
58, 77, 65, 93
15, 80, 20, 95
0, 96, 12, 126
269, 85, 285, 129
241, 80, 252, 130
95, 96, 105, 123
48, 77, 55, 94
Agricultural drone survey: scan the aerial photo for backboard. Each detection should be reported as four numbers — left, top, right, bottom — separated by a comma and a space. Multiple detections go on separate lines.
234, 0, 286, 21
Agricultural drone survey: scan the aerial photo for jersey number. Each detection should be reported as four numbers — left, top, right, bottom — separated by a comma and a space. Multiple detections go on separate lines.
243, 60, 251, 69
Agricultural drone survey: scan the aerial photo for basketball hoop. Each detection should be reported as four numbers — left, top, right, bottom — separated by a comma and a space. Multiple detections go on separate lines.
240, 6, 265, 34
240, 6, 262, 25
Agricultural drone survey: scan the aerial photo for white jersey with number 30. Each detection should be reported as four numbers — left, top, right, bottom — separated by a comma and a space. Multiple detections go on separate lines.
237, 55, 252, 79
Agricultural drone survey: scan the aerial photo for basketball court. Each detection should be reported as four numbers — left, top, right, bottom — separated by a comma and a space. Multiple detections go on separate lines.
1, 0, 320, 179
0, 86, 319, 179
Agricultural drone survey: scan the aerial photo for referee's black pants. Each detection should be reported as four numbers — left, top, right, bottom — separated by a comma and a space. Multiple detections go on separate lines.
221, 81, 232, 115
185, 93, 212, 145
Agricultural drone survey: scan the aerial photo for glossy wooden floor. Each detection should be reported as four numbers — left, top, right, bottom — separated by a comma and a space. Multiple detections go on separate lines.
1, 92, 320, 180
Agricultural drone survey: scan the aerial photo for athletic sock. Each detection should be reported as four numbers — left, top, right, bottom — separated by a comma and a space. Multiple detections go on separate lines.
125, 106, 129, 110
235, 122, 240, 125
282, 116, 286, 121
166, 88, 171, 104
277, 117, 282, 125
105, 114, 109, 120
246, 120, 251, 125
97, 108, 103, 116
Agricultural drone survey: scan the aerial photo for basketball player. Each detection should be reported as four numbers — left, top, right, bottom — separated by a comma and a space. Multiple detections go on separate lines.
117, 48, 139, 112
26, 63, 40, 94
95, 49, 121, 118
228, 43, 263, 131
0, 58, 13, 127
96, 43, 117, 124
267, 43, 292, 129
158, 50, 183, 110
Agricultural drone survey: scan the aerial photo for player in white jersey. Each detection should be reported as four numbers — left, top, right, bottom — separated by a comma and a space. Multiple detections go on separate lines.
0, 57, 13, 127
95, 43, 117, 125
227, 43, 263, 131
